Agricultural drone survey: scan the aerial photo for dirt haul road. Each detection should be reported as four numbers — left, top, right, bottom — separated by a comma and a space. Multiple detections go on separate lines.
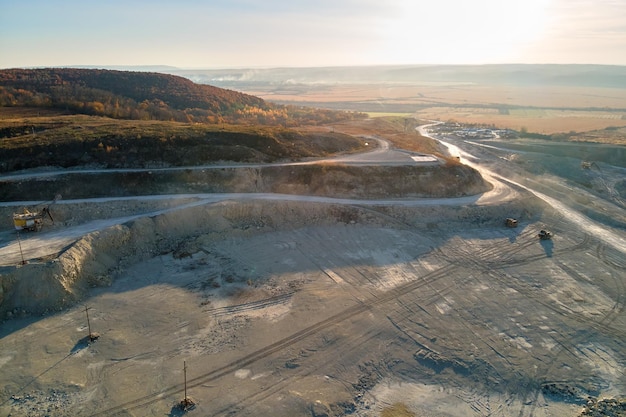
0, 132, 625, 417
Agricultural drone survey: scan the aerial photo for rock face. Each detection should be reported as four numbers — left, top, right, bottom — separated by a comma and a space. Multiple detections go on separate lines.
0, 157, 493, 319
0, 193, 547, 320
1, 225, 132, 316
257, 164, 490, 199
0, 163, 490, 202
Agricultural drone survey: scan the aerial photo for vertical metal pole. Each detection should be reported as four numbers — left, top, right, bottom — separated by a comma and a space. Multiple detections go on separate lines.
17, 232, 26, 265
85, 306, 92, 337
184, 361, 188, 402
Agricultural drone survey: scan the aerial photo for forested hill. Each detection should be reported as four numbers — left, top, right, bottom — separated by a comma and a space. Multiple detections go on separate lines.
0, 68, 323, 125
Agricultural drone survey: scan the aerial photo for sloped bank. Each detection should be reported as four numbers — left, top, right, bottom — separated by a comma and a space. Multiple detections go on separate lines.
0, 196, 550, 319
0, 163, 489, 201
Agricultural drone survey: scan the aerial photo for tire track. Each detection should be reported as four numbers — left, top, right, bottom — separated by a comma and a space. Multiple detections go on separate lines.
402, 232, 621, 417
510, 253, 625, 416
203, 292, 294, 317
414, 245, 526, 369
212, 319, 389, 416
442, 231, 606, 334
88, 262, 458, 416
499, 232, 592, 267
597, 243, 626, 271
291, 227, 385, 300
445, 246, 580, 417
554, 256, 625, 327
380, 235, 544, 395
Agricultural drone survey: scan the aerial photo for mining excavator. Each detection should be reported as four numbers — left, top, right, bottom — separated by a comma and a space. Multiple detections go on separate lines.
12, 195, 60, 232
13, 207, 54, 232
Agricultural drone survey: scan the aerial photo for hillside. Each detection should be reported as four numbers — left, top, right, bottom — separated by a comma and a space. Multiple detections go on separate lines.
1, 67, 265, 109
0, 113, 369, 172
0, 68, 365, 126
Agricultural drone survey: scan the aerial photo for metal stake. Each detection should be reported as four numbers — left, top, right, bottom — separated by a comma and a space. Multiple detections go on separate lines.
17, 231, 26, 265
179, 360, 194, 410
184, 360, 188, 403
85, 306, 92, 338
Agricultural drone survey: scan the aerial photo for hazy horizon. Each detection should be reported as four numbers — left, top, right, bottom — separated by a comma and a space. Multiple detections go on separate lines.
1, 0, 626, 69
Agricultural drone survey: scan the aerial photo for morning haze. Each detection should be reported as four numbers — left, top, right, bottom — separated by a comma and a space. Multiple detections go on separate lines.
0, 1, 625, 416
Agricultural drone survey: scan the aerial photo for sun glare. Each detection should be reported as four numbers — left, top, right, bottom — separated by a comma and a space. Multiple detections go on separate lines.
377, 0, 552, 64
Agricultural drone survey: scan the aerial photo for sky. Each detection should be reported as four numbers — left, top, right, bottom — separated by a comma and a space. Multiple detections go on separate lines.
1, 0, 625, 69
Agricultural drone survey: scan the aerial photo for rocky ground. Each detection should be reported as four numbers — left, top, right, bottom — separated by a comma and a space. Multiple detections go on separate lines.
0, 120, 625, 416
0, 191, 624, 416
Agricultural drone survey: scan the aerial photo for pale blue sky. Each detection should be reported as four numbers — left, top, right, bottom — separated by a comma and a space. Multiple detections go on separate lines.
1, 0, 625, 68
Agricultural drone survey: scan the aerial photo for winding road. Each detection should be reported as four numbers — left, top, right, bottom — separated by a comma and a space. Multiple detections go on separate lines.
420, 123, 626, 254
2, 124, 624, 266
0, 132, 515, 266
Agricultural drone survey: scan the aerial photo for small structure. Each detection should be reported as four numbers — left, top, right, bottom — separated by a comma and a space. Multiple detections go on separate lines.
538, 230, 552, 240
505, 218, 518, 228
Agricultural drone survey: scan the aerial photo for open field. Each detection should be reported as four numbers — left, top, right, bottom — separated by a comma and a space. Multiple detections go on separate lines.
242, 83, 626, 136
247, 84, 626, 109
414, 108, 626, 135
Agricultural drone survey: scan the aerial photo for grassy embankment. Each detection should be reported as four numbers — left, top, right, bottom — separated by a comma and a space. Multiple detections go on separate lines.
0, 109, 367, 172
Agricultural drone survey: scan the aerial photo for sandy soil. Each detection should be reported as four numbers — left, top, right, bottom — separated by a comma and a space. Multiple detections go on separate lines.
0, 192, 624, 416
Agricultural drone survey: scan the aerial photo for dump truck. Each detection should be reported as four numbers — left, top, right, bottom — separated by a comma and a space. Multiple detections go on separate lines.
538, 229, 552, 240
505, 218, 518, 228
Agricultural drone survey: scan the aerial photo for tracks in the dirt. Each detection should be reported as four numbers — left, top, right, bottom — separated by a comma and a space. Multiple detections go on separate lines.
363, 221, 624, 417
212, 321, 388, 416
88, 213, 624, 416
88, 249, 459, 415
444, 226, 625, 338
597, 243, 626, 271
203, 292, 294, 317
511, 255, 625, 415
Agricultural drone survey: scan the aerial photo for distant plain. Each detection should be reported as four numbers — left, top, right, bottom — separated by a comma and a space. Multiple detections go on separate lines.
243, 83, 626, 137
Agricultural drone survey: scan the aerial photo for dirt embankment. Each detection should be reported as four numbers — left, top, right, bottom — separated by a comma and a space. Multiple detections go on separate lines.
0, 163, 490, 202
0, 196, 548, 319
258, 163, 489, 198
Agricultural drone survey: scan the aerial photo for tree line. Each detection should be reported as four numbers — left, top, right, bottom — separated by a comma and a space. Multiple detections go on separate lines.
0, 68, 365, 126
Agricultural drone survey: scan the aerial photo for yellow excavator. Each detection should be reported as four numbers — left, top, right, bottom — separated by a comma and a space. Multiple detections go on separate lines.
12, 195, 60, 232
13, 207, 54, 232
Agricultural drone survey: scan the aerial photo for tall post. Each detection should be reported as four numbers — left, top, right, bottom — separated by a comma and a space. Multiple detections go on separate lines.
184, 360, 188, 403
17, 231, 26, 265
84, 306, 99, 342
85, 305, 92, 337
179, 360, 194, 410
